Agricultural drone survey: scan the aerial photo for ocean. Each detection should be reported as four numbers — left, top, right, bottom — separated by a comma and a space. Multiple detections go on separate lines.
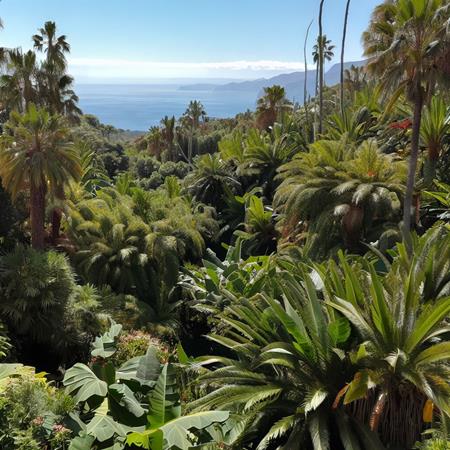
76, 84, 258, 131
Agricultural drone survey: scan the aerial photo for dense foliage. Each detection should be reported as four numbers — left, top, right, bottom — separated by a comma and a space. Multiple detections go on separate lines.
0, 1, 449, 448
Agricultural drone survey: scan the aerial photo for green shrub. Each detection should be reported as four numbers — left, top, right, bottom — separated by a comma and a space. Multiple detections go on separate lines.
0, 367, 75, 450
110, 330, 169, 367
416, 437, 450, 450
0, 246, 76, 343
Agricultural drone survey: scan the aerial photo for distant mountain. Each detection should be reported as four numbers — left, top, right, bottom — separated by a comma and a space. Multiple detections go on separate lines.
179, 60, 366, 103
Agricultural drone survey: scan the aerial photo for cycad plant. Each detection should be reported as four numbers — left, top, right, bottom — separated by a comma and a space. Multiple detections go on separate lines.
235, 195, 278, 256
184, 153, 240, 209
322, 225, 450, 448
220, 124, 301, 200
420, 96, 450, 185
275, 138, 407, 259
189, 267, 383, 449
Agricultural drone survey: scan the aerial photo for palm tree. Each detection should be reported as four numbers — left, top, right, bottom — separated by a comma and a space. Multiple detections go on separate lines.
0, 49, 37, 112
318, 0, 325, 134
363, 0, 450, 247
33, 21, 79, 118
183, 100, 206, 129
160, 115, 176, 160
67, 192, 155, 297
33, 21, 70, 71
340, 0, 351, 117
256, 85, 292, 130
0, 105, 81, 249
312, 36, 335, 91
147, 126, 164, 160
312, 35, 335, 138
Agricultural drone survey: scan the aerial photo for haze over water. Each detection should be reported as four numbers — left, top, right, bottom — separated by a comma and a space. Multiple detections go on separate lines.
76, 84, 258, 131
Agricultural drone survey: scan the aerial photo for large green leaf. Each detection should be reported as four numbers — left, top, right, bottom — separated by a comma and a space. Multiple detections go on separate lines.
127, 411, 229, 450
64, 363, 108, 403
126, 428, 164, 450
147, 364, 181, 429
68, 433, 95, 450
0, 363, 24, 380
136, 346, 161, 382
109, 383, 147, 426
91, 322, 123, 358
85, 400, 127, 442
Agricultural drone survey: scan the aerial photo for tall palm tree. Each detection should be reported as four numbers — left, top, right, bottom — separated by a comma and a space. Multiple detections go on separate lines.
313, 36, 335, 138
180, 101, 207, 164
183, 100, 206, 129
161, 115, 176, 161
340, 0, 351, 117
33, 21, 79, 119
363, 0, 450, 248
33, 21, 70, 71
312, 36, 335, 90
318, 0, 325, 134
0, 105, 81, 249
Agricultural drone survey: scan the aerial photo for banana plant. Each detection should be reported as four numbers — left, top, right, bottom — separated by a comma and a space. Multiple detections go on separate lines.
64, 323, 230, 449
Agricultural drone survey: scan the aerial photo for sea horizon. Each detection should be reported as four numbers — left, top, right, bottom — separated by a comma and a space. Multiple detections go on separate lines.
75, 82, 259, 131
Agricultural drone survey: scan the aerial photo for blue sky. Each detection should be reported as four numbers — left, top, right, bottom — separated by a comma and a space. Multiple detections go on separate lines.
1, 0, 380, 82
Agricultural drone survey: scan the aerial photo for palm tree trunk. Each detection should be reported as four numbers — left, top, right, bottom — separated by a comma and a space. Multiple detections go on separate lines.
51, 184, 65, 243
402, 93, 424, 251
304, 20, 313, 111
314, 62, 319, 141
30, 181, 46, 249
318, 0, 325, 135
340, 0, 351, 117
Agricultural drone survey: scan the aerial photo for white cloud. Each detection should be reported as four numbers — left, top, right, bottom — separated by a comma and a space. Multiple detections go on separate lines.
68, 58, 305, 80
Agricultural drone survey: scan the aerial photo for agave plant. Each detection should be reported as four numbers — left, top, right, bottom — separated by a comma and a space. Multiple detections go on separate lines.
275, 137, 407, 259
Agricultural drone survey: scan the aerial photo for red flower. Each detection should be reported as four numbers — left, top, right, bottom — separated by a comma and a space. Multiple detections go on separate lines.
389, 118, 412, 130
